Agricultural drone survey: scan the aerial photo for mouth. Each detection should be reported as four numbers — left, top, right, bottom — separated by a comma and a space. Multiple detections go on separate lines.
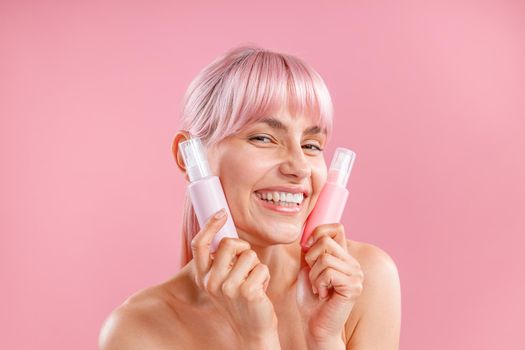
252, 191, 306, 215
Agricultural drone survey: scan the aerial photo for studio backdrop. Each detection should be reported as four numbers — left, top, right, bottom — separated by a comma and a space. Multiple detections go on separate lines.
1, 0, 524, 349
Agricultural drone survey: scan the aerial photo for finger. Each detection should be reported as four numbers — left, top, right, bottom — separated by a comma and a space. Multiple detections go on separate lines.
241, 263, 270, 298
191, 208, 228, 286
221, 249, 260, 297
207, 237, 251, 294
305, 223, 347, 250
309, 253, 354, 294
314, 267, 356, 300
304, 235, 357, 269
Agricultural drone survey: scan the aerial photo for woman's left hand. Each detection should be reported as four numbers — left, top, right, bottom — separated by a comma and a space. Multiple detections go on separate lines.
296, 223, 364, 346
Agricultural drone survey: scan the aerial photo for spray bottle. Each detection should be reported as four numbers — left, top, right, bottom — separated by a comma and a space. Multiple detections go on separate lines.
300, 147, 356, 251
179, 137, 239, 253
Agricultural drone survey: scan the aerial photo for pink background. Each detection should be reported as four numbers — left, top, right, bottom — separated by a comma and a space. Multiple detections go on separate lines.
2, 0, 524, 349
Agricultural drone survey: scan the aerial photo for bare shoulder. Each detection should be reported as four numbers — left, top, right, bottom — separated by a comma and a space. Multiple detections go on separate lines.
98, 284, 182, 350
344, 239, 401, 349
346, 239, 399, 277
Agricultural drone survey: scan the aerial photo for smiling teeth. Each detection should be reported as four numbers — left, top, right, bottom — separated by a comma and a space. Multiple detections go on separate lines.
255, 191, 304, 205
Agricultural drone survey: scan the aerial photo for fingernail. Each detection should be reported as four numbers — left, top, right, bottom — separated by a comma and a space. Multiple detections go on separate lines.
319, 287, 327, 299
306, 236, 314, 247
214, 208, 226, 219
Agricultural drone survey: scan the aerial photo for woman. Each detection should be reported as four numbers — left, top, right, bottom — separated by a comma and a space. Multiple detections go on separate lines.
99, 45, 401, 350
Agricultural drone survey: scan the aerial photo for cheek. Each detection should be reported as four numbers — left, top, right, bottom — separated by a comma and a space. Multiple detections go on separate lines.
312, 155, 328, 179
218, 152, 261, 196
311, 161, 328, 198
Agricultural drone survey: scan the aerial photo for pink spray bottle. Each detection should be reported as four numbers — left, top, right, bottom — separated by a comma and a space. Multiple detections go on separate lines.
300, 147, 356, 251
179, 136, 239, 253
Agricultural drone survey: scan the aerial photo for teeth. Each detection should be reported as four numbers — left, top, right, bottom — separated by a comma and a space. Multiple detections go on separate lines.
255, 190, 304, 205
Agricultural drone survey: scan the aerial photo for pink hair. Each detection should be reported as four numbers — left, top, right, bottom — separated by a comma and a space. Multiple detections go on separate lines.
178, 44, 334, 268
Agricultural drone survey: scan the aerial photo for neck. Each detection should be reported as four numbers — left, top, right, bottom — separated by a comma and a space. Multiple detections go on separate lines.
250, 241, 302, 301
183, 240, 303, 306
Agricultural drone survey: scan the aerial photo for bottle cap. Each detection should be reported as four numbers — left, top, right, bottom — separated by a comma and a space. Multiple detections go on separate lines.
179, 137, 212, 182
328, 147, 356, 188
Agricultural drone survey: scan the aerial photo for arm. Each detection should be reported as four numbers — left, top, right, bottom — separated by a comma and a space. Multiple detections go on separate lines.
346, 244, 402, 350
98, 305, 175, 350
98, 303, 281, 350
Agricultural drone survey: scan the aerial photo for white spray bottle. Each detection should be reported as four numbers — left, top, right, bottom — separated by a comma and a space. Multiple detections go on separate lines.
179, 137, 239, 253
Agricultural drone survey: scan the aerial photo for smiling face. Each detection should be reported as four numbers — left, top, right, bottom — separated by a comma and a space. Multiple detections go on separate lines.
206, 108, 329, 247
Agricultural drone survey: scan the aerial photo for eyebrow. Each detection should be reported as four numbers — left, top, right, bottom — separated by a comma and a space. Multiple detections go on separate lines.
258, 117, 327, 136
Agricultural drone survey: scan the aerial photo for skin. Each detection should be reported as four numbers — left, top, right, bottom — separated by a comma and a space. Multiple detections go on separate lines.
98, 108, 402, 350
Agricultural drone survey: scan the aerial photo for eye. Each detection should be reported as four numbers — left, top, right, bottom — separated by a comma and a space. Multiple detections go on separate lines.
249, 135, 323, 151
303, 144, 323, 152
249, 135, 273, 144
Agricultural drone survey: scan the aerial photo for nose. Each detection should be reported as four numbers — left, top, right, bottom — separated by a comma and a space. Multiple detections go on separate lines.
279, 145, 311, 180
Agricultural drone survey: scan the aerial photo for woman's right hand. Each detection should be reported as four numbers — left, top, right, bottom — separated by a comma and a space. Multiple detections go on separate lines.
191, 208, 280, 347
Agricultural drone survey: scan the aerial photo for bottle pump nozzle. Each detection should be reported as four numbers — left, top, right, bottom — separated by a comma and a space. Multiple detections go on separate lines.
328, 148, 356, 188
179, 137, 212, 182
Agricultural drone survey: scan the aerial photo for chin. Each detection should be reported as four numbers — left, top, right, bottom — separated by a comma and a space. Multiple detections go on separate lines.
239, 206, 306, 243
260, 222, 303, 243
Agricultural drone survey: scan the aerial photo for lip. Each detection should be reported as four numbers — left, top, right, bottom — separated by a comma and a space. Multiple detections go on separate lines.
254, 185, 310, 198
252, 192, 305, 216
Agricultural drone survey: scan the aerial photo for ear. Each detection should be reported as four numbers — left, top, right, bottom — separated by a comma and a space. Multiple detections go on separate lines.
171, 130, 191, 182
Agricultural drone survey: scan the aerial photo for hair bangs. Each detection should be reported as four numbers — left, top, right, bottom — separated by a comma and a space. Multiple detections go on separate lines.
226, 51, 333, 141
